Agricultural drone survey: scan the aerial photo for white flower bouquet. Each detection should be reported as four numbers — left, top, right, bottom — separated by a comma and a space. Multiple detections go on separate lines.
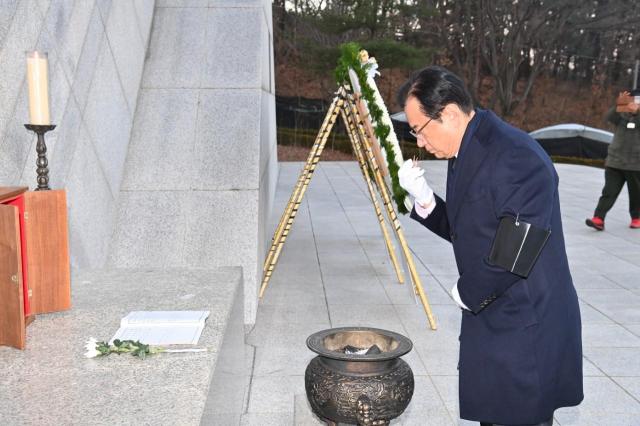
84, 338, 206, 360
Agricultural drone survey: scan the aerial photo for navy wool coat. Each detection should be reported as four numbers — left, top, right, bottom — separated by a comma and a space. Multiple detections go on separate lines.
411, 110, 583, 424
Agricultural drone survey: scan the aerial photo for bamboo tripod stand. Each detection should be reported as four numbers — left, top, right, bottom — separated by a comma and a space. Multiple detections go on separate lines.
259, 86, 437, 330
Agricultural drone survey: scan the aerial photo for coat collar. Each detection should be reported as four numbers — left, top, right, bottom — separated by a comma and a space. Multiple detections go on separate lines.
447, 109, 493, 223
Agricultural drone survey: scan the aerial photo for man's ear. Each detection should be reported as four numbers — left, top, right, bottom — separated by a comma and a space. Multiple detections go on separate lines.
441, 103, 460, 123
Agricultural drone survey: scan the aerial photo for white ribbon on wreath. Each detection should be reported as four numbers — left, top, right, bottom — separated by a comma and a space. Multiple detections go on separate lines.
351, 54, 413, 212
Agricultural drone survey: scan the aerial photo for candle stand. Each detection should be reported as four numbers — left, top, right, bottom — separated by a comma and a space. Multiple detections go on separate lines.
24, 124, 56, 191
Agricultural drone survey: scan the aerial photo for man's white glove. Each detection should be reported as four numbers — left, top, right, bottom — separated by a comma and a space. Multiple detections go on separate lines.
451, 283, 470, 311
398, 159, 435, 209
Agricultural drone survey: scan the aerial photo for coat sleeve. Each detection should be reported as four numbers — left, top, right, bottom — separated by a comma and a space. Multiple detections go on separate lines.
456, 147, 556, 314
409, 194, 451, 242
605, 106, 621, 126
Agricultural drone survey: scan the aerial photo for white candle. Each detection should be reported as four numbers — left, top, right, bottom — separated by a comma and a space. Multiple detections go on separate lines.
26, 51, 50, 125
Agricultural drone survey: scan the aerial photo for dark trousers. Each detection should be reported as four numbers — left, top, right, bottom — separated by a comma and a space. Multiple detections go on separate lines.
594, 167, 640, 219
480, 419, 552, 426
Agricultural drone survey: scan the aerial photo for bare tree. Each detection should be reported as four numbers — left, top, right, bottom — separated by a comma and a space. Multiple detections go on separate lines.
275, 0, 640, 115
421, 0, 640, 116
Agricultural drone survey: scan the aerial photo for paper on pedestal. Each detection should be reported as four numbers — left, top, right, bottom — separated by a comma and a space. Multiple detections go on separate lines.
110, 311, 210, 345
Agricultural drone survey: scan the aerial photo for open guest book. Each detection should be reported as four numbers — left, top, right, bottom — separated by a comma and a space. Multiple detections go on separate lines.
110, 311, 210, 345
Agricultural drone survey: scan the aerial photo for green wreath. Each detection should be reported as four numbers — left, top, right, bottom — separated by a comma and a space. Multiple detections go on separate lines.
335, 42, 409, 214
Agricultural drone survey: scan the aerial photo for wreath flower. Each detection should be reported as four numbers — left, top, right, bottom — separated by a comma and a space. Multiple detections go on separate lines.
335, 42, 410, 214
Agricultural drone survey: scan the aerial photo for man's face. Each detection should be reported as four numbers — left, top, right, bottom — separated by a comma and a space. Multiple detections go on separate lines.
404, 96, 458, 159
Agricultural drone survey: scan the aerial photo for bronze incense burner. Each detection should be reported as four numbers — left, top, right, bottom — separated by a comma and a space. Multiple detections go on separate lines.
305, 327, 414, 425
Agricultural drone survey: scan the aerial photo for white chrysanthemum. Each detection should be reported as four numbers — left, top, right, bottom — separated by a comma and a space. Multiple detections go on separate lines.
84, 348, 100, 358
364, 58, 413, 211
84, 337, 98, 350
84, 338, 100, 358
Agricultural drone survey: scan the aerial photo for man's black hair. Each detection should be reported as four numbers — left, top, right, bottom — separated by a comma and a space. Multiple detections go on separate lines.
397, 66, 474, 119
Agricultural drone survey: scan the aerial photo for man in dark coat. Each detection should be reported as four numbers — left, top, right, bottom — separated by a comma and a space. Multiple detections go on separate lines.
397, 66, 583, 425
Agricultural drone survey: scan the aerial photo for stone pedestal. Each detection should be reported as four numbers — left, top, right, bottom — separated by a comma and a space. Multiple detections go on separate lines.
0, 267, 245, 425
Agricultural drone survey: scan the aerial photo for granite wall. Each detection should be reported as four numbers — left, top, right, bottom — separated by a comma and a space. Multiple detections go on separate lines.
0, 0, 276, 325
0, 0, 155, 267
107, 0, 278, 325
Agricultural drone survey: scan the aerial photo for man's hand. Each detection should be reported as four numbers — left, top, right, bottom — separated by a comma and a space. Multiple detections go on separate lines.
398, 159, 435, 208
617, 91, 632, 105
616, 91, 639, 114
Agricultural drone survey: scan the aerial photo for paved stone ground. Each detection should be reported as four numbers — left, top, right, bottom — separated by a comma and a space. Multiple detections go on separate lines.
242, 161, 640, 426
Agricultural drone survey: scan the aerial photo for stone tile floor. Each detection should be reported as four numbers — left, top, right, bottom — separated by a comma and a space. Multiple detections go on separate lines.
242, 161, 640, 425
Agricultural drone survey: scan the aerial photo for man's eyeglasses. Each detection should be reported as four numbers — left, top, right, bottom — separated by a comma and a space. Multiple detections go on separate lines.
409, 116, 434, 138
